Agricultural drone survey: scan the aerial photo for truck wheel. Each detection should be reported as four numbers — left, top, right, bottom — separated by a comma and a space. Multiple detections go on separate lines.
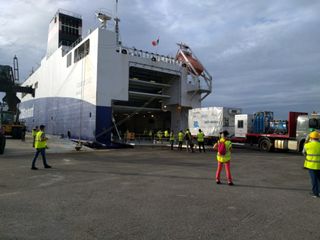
298, 140, 305, 152
259, 138, 271, 152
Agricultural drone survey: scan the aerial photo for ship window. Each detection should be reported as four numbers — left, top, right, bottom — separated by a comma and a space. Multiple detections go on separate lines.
34, 82, 38, 89
67, 53, 72, 67
309, 119, 320, 129
238, 120, 244, 129
74, 39, 90, 63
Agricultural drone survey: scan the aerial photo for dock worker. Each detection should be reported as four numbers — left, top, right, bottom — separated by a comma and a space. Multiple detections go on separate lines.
157, 130, 163, 143
32, 126, 39, 147
148, 130, 153, 141
185, 129, 194, 152
213, 130, 233, 185
178, 130, 184, 151
164, 129, 169, 141
306, 128, 319, 143
197, 129, 205, 152
31, 125, 51, 170
303, 131, 320, 198
169, 130, 175, 150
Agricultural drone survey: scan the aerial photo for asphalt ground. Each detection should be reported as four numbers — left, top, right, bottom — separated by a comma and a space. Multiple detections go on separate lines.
0, 136, 319, 240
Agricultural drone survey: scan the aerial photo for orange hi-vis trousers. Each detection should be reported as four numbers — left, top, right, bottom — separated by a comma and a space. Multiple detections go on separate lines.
216, 161, 232, 183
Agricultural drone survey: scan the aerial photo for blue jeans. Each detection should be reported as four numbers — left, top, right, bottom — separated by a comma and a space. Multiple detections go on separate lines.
32, 148, 48, 167
309, 169, 320, 196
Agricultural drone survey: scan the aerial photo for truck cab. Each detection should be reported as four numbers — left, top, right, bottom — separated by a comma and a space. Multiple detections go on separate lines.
296, 114, 320, 151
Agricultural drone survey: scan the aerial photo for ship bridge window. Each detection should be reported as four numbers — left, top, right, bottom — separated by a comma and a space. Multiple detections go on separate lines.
74, 39, 90, 63
67, 53, 72, 67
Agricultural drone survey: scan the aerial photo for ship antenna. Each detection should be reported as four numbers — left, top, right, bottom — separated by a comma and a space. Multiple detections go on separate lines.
95, 10, 112, 29
114, 0, 121, 45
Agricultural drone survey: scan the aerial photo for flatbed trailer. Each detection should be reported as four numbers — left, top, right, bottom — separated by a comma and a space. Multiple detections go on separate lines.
241, 133, 292, 152
231, 112, 320, 152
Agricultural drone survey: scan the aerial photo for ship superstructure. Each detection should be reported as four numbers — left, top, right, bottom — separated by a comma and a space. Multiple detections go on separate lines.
19, 9, 212, 146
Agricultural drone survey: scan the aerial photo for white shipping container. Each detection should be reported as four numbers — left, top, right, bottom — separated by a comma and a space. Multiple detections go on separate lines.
235, 114, 253, 138
188, 107, 242, 137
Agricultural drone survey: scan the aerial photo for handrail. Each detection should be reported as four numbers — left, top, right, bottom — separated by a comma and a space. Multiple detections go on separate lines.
120, 46, 181, 65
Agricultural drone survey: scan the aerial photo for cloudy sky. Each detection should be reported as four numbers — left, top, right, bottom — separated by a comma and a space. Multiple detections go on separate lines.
0, 0, 319, 118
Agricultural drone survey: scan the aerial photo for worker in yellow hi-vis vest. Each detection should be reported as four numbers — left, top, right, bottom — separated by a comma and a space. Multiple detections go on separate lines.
178, 130, 184, 151
169, 130, 175, 150
303, 131, 320, 198
197, 129, 205, 152
164, 129, 169, 142
31, 125, 51, 170
31, 126, 39, 148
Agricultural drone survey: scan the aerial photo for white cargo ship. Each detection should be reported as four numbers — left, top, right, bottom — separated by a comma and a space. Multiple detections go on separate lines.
19, 7, 212, 146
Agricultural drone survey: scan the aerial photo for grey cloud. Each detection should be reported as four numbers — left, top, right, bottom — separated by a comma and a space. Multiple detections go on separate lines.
0, 0, 319, 117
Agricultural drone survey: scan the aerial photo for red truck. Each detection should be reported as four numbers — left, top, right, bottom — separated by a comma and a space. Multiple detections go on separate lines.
232, 112, 320, 152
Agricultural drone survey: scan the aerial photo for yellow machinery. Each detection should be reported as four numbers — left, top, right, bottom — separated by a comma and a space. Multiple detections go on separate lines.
0, 56, 34, 140
0, 110, 24, 139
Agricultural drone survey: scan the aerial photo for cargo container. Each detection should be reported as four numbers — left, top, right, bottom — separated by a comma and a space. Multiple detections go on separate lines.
234, 114, 254, 138
188, 107, 242, 138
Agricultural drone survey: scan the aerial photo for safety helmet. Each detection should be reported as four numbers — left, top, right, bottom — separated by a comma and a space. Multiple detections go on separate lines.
309, 131, 320, 139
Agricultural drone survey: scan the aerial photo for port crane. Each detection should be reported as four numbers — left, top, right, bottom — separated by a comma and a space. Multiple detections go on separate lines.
0, 56, 34, 148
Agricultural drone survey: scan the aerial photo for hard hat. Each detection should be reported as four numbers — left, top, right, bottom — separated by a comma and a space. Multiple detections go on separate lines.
309, 131, 320, 139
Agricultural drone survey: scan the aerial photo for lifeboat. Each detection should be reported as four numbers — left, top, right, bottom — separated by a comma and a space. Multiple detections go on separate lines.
176, 51, 204, 76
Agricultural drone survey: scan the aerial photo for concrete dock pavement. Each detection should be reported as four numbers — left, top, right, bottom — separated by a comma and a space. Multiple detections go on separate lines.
2, 133, 93, 156
0, 136, 320, 239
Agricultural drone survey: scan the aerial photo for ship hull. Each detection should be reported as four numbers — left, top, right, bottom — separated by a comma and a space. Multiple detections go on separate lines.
20, 97, 112, 145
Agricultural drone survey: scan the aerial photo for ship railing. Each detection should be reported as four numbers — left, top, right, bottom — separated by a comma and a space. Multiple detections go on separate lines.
112, 133, 173, 145
27, 63, 41, 77
185, 73, 211, 92
112, 134, 215, 149
120, 46, 181, 65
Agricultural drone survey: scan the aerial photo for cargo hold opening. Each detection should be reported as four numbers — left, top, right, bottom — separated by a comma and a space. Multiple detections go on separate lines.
112, 66, 180, 142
